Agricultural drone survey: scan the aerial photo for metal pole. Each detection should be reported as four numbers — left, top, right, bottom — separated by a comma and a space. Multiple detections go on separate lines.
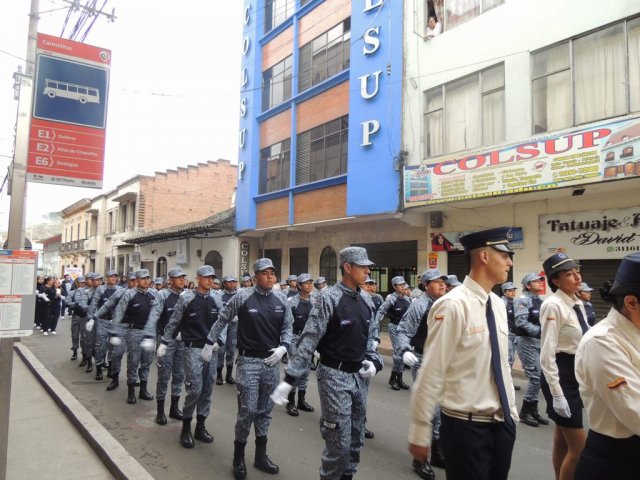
0, 1, 39, 478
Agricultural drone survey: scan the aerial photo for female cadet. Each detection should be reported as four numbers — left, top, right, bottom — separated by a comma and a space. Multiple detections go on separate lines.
539, 253, 588, 480
574, 253, 640, 480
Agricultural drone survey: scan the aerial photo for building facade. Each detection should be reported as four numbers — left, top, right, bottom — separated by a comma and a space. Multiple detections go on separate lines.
38, 234, 62, 276
59, 198, 94, 274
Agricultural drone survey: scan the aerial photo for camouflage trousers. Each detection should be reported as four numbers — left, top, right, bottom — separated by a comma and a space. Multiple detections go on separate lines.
217, 321, 238, 367
287, 333, 311, 392
94, 319, 111, 366
182, 346, 217, 419
388, 323, 405, 373
107, 323, 126, 374
125, 328, 153, 385
155, 336, 185, 402
70, 314, 81, 350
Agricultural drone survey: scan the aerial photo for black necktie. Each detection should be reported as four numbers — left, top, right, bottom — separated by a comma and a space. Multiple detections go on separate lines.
573, 305, 589, 335
486, 297, 516, 433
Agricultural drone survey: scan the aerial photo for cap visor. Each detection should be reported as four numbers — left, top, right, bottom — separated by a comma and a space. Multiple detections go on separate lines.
491, 244, 513, 253
355, 260, 375, 266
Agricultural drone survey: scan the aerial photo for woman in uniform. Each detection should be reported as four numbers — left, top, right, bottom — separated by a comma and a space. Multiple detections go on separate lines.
574, 253, 640, 480
539, 253, 589, 480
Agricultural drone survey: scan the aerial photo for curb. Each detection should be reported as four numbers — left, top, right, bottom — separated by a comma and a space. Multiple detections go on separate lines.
14, 342, 154, 480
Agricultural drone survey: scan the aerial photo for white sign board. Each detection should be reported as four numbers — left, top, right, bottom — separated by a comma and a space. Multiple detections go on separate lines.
0, 250, 37, 338
539, 207, 640, 260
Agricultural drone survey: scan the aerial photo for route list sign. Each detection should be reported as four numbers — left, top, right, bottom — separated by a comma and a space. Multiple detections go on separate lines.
27, 33, 111, 188
0, 250, 37, 338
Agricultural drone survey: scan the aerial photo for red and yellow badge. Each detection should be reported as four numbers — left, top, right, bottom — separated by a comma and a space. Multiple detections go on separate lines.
607, 377, 627, 390
434, 314, 445, 321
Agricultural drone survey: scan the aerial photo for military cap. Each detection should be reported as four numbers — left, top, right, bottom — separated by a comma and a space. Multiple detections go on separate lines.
316, 276, 327, 285
543, 252, 579, 280
154, 277, 164, 284
459, 227, 514, 253
136, 269, 151, 279
287, 275, 298, 282
106, 270, 118, 277
253, 258, 276, 273
168, 267, 186, 278
391, 276, 407, 286
222, 275, 237, 282
610, 253, 640, 295
196, 265, 216, 277
578, 282, 593, 292
339, 246, 374, 266
521, 273, 544, 286
128, 272, 137, 280
280, 279, 288, 286
92, 273, 103, 280
297, 273, 312, 284
213, 278, 221, 285
501, 282, 517, 292
364, 276, 376, 284
85, 272, 95, 279
420, 268, 447, 283
76, 276, 86, 283
242, 275, 252, 282
445, 275, 462, 286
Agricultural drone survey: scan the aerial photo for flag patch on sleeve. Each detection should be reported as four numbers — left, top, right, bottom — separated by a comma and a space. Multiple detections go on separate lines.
434, 314, 445, 321
607, 377, 627, 389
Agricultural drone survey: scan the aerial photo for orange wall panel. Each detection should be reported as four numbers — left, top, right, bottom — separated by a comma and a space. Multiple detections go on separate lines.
260, 109, 292, 148
257, 197, 290, 228
296, 82, 349, 133
294, 185, 346, 224
299, 0, 351, 47
262, 26, 294, 71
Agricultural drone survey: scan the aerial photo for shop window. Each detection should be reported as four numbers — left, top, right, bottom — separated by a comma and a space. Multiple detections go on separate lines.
296, 116, 348, 185
319, 246, 337, 286
259, 139, 291, 194
262, 55, 293, 111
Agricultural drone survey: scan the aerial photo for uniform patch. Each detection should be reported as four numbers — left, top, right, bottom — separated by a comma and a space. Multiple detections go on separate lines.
321, 418, 339, 429
434, 314, 445, 321
466, 325, 486, 336
546, 316, 556, 321
607, 377, 627, 389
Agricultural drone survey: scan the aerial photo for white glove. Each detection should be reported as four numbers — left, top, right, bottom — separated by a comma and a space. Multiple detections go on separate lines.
176, 332, 182, 341
552, 395, 572, 418
372, 340, 379, 351
157, 343, 167, 358
403, 351, 419, 367
358, 359, 376, 379
201, 343, 217, 362
85, 319, 95, 332
141, 337, 155, 352
109, 335, 121, 346
265, 346, 287, 366
270, 381, 293, 406
313, 350, 320, 361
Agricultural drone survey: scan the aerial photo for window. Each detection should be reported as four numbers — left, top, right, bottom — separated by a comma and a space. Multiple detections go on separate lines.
296, 116, 348, 185
262, 249, 282, 275
298, 19, 350, 92
289, 247, 309, 276
265, 0, 295, 32
533, 18, 640, 134
85, 220, 88, 239
319, 246, 337, 286
424, 64, 504, 157
621, 146, 634, 158
204, 251, 223, 275
120, 204, 128, 231
156, 257, 167, 278
260, 139, 291, 194
426, 0, 503, 36
262, 55, 293, 111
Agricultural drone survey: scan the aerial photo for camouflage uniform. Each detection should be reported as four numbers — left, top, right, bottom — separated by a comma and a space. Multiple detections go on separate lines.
95, 286, 128, 379
89, 282, 122, 373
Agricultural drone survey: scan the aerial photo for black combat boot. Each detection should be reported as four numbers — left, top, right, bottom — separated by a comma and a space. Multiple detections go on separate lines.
396, 371, 410, 390
70, 348, 77, 361
78, 354, 88, 367
85, 356, 93, 373
532, 400, 549, 425
389, 372, 400, 391
106, 362, 113, 378
169, 395, 184, 420
225, 365, 236, 385
430, 437, 446, 468
341, 475, 354, 480
139, 381, 154, 401
216, 367, 224, 385
254, 436, 279, 474
180, 418, 194, 449
412, 459, 436, 480
297, 390, 314, 412
194, 415, 214, 443
233, 440, 247, 479
364, 428, 375, 439
286, 391, 299, 417
127, 384, 137, 404
519, 400, 540, 427
106, 373, 119, 391
95, 364, 103, 381
155, 400, 167, 425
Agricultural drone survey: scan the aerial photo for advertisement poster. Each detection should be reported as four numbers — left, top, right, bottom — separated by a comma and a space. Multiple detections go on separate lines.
431, 228, 524, 251
404, 115, 640, 207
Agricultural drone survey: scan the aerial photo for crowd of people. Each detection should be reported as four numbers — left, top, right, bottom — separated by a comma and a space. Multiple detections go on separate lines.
34, 231, 640, 480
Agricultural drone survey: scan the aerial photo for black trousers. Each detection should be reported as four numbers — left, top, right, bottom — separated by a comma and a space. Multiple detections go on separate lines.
575, 430, 640, 480
440, 413, 515, 480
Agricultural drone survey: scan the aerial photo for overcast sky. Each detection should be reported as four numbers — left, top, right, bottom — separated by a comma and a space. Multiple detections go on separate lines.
0, 0, 243, 232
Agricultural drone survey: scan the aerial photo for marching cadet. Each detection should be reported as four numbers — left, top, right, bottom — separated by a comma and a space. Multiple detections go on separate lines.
83, 272, 103, 374
500, 282, 518, 368
241, 274, 253, 288
539, 253, 588, 480
363, 277, 383, 313
408, 227, 518, 480
445, 275, 461, 292
159, 265, 222, 448
315, 276, 328, 291
376, 276, 411, 391
284, 273, 316, 417
272, 247, 383, 480
212, 278, 222, 291
94, 271, 137, 391
205, 258, 292, 479
514, 273, 548, 427
577, 283, 597, 326
154, 278, 164, 291
286, 275, 298, 298
65, 275, 86, 361
396, 269, 448, 479
111, 269, 158, 404
574, 253, 640, 479
216, 275, 239, 386
86, 270, 121, 381
145, 267, 187, 426
75, 272, 94, 372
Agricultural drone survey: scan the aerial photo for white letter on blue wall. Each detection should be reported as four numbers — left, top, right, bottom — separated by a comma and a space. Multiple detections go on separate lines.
359, 71, 382, 100
364, 0, 384, 13
361, 120, 380, 146
363, 27, 380, 55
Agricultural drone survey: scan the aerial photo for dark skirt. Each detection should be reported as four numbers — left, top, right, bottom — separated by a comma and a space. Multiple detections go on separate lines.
575, 430, 640, 480
540, 352, 583, 428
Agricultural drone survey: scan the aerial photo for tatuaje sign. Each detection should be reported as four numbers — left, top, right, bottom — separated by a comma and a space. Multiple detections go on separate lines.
539, 207, 640, 259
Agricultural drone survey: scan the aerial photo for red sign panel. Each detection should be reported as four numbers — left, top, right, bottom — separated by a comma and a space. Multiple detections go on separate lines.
27, 34, 111, 188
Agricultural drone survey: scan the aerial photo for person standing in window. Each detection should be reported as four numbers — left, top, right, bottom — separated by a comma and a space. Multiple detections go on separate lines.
426, 16, 442, 40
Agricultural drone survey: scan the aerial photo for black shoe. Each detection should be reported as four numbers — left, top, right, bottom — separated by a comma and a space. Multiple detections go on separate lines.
514, 385, 521, 391
254, 436, 279, 474
78, 355, 88, 367
216, 367, 224, 385
85, 356, 93, 373
194, 416, 214, 443
519, 400, 539, 427
180, 419, 194, 449
70, 348, 77, 361
127, 384, 137, 404
364, 428, 374, 439
107, 363, 113, 379
286, 391, 299, 417
138, 381, 154, 401
225, 366, 236, 385
169, 396, 184, 420
233, 441, 247, 479
397, 372, 410, 390
341, 475, 353, 480
412, 459, 436, 480
156, 400, 167, 425
430, 437, 446, 468
297, 390, 314, 412
532, 401, 549, 425
389, 372, 400, 391
95, 365, 103, 381
106, 375, 119, 391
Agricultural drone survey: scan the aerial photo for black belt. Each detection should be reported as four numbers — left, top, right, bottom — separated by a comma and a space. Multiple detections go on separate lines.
123, 323, 144, 330
293, 328, 303, 335
184, 340, 205, 348
238, 348, 270, 359
320, 357, 362, 373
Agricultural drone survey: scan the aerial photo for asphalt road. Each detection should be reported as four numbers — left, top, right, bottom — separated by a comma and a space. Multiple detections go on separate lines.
21, 317, 555, 480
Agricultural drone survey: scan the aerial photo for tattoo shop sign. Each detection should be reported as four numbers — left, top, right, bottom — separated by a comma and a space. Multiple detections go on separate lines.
539, 207, 640, 260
